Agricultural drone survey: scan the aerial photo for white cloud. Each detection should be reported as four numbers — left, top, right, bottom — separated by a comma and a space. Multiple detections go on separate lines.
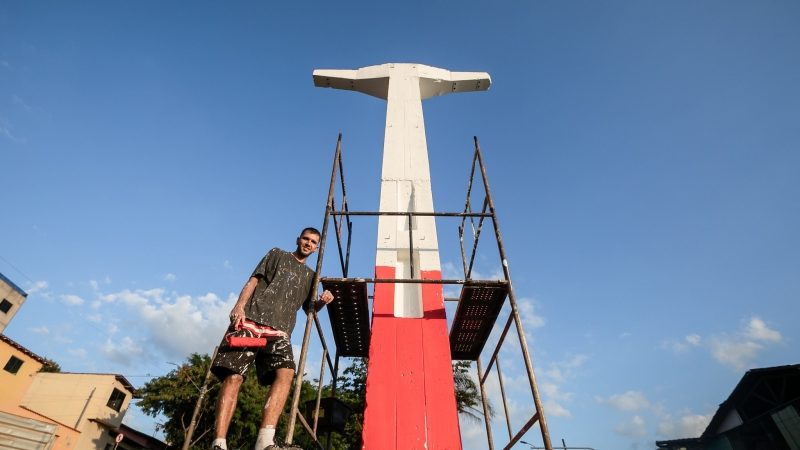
223, 260, 233, 271
534, 354, 587, 419
544, 399, 572, 418
542, 354, 586, 384
441, 261, 460, 279
614, 415, 648, 438
55, 335, 73, 344
685, 334, 701, 346
164, 273, 176, 282
86, 313, 102, 323
460, 421, 487, 450
61, 294, 85, 305
0, 117, 26, 143
710, 316, 782, 371
102, 336, 145, 367
97, 287, 235, 363
710, 338, 762, 372
745, 317, 781, 342
12, 94, 32, 111
663, 316, 781, 370
517, 298, 545, 329
26, 280, 49, 295
69, 348, 88, 359
663, 333, 702, 354
31, 326, 49, 334
657, 412, 712, 439
598, 390, 651, 412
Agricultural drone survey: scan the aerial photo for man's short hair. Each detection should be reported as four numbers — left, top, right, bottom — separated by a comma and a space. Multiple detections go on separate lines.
300, 227, 321, 237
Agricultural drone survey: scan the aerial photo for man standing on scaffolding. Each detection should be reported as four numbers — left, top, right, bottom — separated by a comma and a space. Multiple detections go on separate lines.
210, 227, 334, 450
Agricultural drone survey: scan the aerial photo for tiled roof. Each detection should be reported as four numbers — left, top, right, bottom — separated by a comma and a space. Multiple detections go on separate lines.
0, 333, 46, 364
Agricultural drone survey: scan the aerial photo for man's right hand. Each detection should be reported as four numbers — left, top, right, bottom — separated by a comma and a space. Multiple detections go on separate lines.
229, 306, 246, 328
230, 276, 258, 329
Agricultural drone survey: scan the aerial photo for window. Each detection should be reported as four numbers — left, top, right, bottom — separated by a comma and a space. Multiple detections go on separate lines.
107, 388, 126, 411
0, 299, 12, 314
3, 356, 23, 374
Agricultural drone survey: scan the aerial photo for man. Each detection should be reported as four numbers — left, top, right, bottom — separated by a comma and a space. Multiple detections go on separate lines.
210, 227, 334, 450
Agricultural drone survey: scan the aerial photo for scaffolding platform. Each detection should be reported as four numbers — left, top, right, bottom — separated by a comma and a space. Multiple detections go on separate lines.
449, 281, 508, 361
321, 279, 370, 357
287, 135, 553, 450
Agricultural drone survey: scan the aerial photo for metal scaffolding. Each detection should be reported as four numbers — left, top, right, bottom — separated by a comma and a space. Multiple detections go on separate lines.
286, 134, 554, 450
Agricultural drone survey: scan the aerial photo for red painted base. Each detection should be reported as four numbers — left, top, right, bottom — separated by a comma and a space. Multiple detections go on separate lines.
361, 266, 462, 450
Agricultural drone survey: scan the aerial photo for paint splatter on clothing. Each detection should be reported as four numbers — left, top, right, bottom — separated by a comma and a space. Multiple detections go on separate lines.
211, 248, 316, 385
245, 248, 315, 335
211, 331, 295, 385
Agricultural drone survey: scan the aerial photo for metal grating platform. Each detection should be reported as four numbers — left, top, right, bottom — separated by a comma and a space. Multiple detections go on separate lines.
322, 279, 371, 357
449, 281, 508, 360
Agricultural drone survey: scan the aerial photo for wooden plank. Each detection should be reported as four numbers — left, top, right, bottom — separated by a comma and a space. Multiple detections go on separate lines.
395, 317, 426, 449
362, 266, 397, 449
421, 269, 463, 449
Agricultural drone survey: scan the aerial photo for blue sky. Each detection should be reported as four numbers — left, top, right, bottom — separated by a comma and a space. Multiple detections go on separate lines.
2, 2, 799, 449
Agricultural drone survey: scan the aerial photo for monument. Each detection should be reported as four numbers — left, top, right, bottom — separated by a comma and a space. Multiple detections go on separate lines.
314, 63, 491, 449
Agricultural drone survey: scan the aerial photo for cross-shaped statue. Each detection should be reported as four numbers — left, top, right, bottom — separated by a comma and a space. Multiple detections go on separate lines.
314, 63, 490, 449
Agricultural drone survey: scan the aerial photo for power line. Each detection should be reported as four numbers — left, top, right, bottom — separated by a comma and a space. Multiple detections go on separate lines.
0, 254, 36, 284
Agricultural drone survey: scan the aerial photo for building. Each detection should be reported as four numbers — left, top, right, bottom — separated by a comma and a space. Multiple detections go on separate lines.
22, 372, 139, 450
1, 333, 168, 450
0, 272, 27, 333
1, 333, 81, 449
656, 364, 800, 450
111, 424, 172, 450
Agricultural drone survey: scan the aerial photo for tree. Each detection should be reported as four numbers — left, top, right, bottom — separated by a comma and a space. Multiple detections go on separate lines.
39, 357, 61, 373
138, 354, 487, 450
453, 360, 492, 422
139, 353, 279, 449
138, 353, 320, 449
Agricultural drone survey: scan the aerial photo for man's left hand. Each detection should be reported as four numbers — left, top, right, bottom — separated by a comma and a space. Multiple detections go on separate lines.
319, 290, 334, 305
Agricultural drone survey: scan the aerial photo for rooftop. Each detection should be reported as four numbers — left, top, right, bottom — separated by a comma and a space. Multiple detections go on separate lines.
0, 272, 28, 298
0, 333, 46, 364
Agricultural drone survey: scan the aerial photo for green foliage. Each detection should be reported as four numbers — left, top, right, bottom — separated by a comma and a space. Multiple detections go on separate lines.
138, 354, 224, 449
137, 354, 487, 450
139, 353, 274, 449
453, 360, 490, 422
39, 357, 61, 373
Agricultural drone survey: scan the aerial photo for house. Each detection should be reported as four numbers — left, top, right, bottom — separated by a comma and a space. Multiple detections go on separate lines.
109, 424, 172, 450
0, 272, 27, 333
1, 333, 168, 449
1, 333, 81, 449
656, 364, 800, 450
21, 371, 139, 450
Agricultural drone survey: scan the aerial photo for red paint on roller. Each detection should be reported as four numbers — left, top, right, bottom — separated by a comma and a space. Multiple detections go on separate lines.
226, 336, 267, 347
